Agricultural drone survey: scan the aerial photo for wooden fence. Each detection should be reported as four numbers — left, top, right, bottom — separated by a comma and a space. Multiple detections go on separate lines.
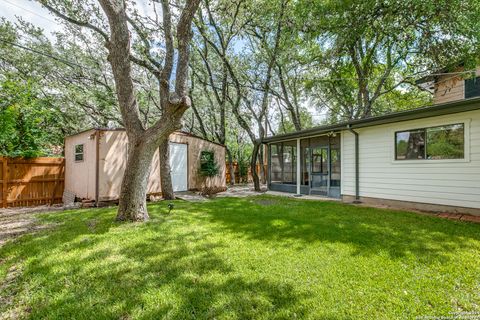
0, 157, 65, 208
225, 162, 267, 184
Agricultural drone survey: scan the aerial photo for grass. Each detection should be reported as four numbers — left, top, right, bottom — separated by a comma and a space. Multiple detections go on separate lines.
1, 195, 480, 319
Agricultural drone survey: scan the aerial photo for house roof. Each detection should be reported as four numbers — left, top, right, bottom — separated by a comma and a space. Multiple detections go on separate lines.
262, 96, 480, 143
66, 128, 225, 147
415, 62, 465, 85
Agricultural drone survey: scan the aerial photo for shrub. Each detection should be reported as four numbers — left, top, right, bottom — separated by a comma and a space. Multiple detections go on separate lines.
199, 151, 219, 177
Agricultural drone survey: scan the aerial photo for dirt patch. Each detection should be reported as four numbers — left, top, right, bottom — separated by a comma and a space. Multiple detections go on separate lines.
216, 185, 267, 198
352, 203, 480, 224
0, 205, 68, 248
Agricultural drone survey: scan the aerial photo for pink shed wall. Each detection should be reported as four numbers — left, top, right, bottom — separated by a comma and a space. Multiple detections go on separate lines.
169, 132, 226, 189
65, 129, 226, 202
64, 129, 97, 200
98, 131, 162, 201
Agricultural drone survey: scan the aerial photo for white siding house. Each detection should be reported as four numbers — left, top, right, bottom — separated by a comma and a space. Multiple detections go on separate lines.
341, 109, 480, 209
264, 97, 480, 215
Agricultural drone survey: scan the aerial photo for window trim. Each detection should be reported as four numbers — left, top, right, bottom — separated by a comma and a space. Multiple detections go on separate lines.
74, 144, 85, 162
391, 119, 470, 164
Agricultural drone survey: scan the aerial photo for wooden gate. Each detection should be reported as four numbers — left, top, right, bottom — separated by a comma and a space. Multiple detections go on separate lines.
0, 157, 65, 208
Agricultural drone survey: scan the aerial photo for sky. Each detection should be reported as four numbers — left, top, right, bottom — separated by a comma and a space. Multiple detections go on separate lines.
0, 0, 151, 38
0, 0, 327, 124
0, 0, 63, 36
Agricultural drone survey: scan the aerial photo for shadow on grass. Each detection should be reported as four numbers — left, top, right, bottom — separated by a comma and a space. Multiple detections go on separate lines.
199, 195, 480, 263
0, 203, 308, 319
1, 196, 479, 318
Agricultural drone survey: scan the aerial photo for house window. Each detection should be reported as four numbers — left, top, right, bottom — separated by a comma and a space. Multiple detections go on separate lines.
395, 129, 425, 160
74, 144, 84, 162
426, 124, 464, 159
282, 141, 297, 184
395, 123, 464, 160
465, 76, 480, 99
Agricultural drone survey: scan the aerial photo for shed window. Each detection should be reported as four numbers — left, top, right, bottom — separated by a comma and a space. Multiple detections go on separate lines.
74, 144, 84, 162
465, 76, 480, 99
395, 123, 464, 160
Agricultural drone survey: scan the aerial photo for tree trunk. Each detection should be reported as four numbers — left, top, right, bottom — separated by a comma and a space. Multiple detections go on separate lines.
117, 140, 157, 221
159, 137, 175, 200
258, 147, 266, 185
226, 147, 235, 186
250, 142, 261, 191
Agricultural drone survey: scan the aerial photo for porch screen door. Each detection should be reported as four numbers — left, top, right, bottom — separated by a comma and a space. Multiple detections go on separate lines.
310, 146, 329, 195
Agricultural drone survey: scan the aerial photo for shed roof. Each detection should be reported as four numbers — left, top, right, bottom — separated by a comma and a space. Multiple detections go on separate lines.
262, 96, 480, 143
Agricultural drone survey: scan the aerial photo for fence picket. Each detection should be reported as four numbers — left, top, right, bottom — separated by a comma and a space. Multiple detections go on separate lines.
1, 157, 7, 208
225, 162, 267, 184
0, 157, 65, 208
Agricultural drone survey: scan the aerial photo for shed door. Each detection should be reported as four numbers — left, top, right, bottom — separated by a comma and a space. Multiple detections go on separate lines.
169, 143, 188, 192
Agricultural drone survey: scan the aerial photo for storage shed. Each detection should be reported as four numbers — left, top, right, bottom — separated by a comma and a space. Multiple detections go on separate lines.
64, 129, 226, 203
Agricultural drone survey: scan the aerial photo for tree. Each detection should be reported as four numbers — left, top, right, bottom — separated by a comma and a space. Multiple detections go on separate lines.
38, 0, 200, 221
295, 0, 480, 121
195, 0, 288, 191
0, 19, 119, 135
190, 0, 247, 185
0, 75, 63, 157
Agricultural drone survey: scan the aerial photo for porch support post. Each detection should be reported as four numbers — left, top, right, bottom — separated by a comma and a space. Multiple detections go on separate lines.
296, 138, 301, 195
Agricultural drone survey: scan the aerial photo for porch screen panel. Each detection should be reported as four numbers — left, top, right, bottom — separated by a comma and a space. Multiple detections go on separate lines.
301, 139, 310, 186
270, 143, 283, 183
282, 140, 297, 184
330, 134, 341, 187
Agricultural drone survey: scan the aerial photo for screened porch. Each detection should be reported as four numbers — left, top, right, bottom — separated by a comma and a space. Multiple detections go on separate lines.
268, 133, 341, 198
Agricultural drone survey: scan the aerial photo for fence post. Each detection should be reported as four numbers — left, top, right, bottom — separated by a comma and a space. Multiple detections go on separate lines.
50, 160, 65, 205
2, 157, 7, 208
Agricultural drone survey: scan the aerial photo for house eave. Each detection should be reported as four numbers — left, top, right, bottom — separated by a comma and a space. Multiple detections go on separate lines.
262, 97, 480, 143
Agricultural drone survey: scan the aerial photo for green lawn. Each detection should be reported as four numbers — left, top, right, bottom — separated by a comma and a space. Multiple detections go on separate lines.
1, 195, 480, 319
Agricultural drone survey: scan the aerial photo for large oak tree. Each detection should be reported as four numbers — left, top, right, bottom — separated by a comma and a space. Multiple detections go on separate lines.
38, 0, 201, 221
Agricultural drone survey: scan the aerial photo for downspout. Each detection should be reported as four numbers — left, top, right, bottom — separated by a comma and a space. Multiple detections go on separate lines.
347, 125, 361, 203
95, 130, 100, 207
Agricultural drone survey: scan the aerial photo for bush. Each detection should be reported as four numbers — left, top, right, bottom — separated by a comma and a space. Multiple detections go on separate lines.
238, 160, 249, 183
199, 151, 219, 177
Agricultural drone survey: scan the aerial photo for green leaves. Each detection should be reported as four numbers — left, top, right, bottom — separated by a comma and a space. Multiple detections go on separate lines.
291, 0, 480, 120
0, 75, 63, 157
